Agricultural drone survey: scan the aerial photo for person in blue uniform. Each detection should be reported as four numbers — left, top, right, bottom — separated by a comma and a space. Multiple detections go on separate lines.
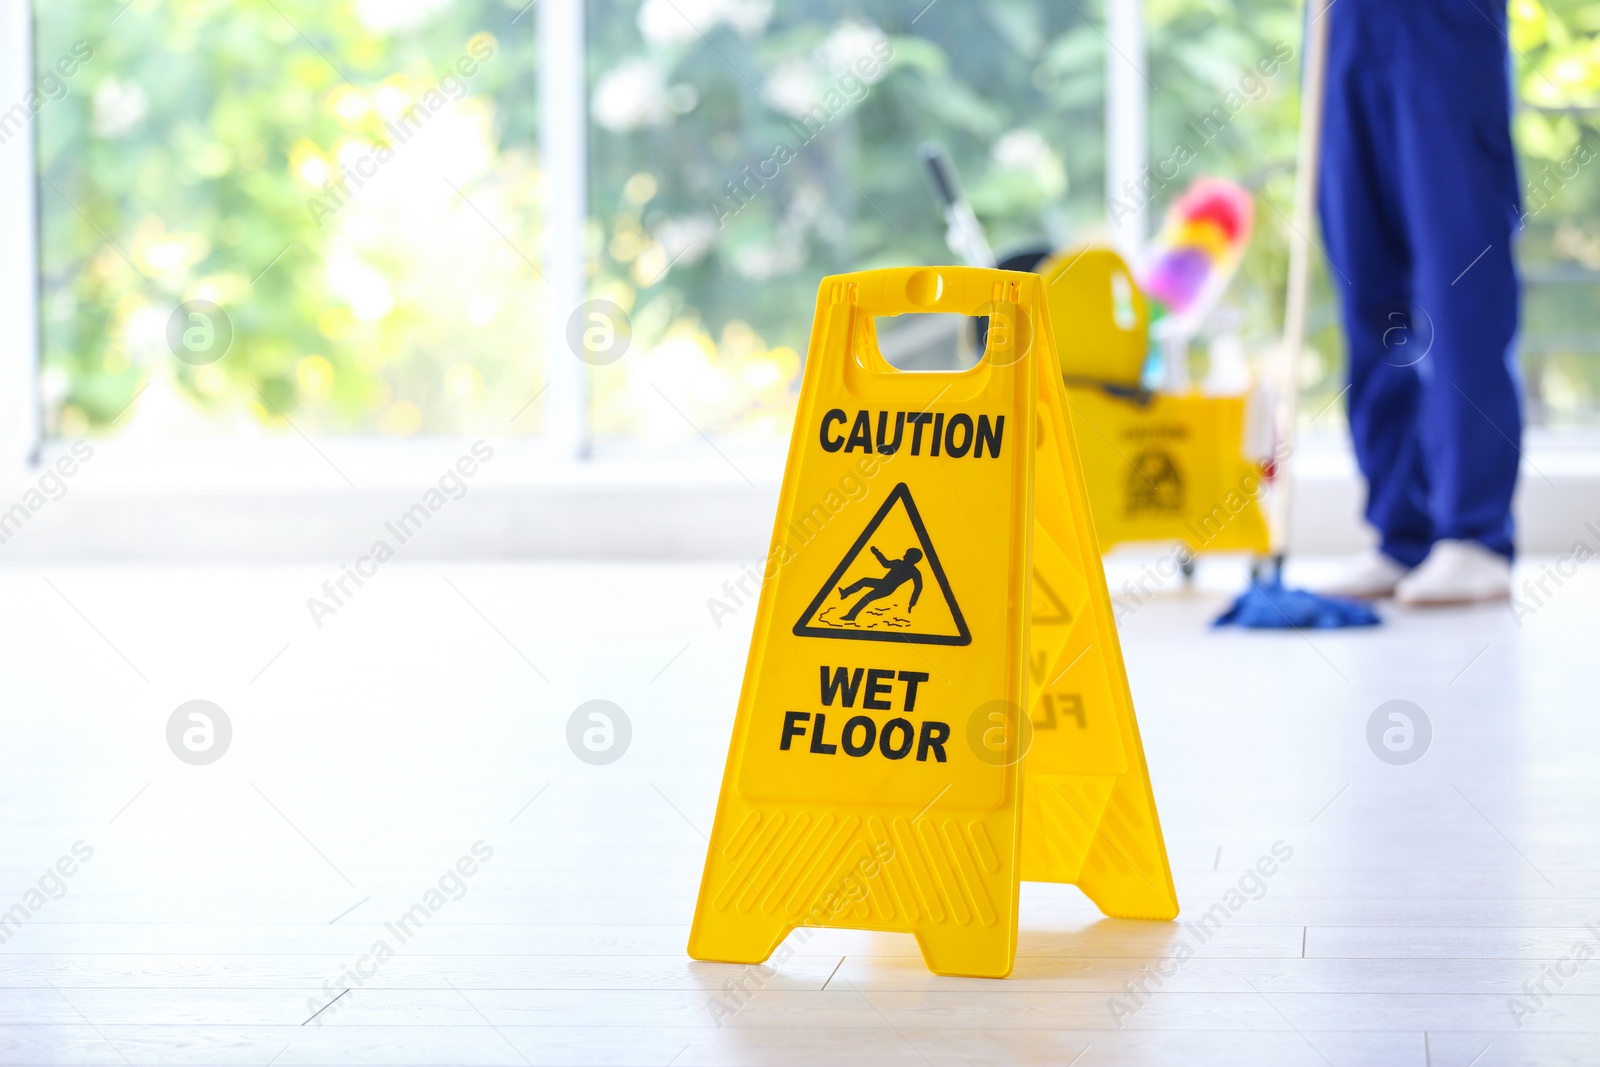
1316, 0, 1522, 604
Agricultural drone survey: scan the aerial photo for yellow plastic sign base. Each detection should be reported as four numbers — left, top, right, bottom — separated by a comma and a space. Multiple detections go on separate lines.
1065, 387, 1270, 556
688, 267, 1177, 979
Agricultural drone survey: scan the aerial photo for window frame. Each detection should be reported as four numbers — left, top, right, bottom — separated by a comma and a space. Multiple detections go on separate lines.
1, 0, 1147, 471
1, 0, 41, 470
6, 0, 596, 468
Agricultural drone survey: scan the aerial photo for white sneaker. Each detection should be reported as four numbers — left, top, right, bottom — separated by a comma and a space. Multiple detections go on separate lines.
1394, 540, 1511, 606
1317, 549, 1411, 599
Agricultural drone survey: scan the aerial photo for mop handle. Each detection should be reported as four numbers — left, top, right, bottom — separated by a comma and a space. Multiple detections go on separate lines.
1268, 0, 1334, 559
918, 142, 998, 270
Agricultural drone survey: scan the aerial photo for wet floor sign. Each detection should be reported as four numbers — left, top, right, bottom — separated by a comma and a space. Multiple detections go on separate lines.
688, 267, 1176, 979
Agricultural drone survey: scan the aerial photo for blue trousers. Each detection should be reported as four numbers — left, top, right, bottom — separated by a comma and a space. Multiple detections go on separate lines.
1318, 0, 1523, 565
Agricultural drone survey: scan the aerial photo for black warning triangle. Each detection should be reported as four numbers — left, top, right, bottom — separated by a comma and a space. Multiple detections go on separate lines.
1031, 568, 1073, 625
793, 482, 970, 646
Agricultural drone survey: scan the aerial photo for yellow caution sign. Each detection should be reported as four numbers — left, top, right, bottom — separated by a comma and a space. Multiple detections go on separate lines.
1020, 373, 1182, 921
688, 267, 1176, 979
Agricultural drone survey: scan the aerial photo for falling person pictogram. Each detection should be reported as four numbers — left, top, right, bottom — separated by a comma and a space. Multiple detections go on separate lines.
837, 547, 923, 621
793, 482, 970, 645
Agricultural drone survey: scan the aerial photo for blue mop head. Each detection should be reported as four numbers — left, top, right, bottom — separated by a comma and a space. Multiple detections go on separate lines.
1213, 577, 1381, 629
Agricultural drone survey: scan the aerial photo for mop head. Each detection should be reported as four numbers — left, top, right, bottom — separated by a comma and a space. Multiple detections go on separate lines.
1213, 577, 1381, 629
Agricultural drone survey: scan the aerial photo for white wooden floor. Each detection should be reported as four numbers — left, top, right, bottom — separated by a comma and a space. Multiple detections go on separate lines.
1, 558, 1596, 1066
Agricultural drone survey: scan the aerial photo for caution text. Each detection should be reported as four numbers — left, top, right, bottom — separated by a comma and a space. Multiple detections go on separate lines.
819, 409, 1004, 459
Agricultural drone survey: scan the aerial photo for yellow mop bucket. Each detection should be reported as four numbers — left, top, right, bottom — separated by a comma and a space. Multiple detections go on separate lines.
1039, 246, 1270, 555
1040, 247, 1148, 387
1064, 388, 1269, 554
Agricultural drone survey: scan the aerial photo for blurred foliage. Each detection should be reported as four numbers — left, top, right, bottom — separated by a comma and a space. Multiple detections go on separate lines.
584, 0, 1109, 442
1506, 0, 1600, 426
33, 0, 1600, 439
37, 0, 546, 436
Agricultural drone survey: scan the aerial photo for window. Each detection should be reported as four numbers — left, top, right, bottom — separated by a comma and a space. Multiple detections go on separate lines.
34, 0, 544, 439
24, 0, 1600, 451
584, 0, 1106, 446
1512, 0, 1600, 427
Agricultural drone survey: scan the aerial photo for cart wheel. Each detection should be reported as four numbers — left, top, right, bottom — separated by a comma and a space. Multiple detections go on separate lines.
1250, 555, 1283, 585
1179, 556, 1197, 581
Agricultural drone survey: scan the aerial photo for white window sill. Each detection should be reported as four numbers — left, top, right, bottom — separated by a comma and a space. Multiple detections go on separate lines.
1, 431, 1597, 560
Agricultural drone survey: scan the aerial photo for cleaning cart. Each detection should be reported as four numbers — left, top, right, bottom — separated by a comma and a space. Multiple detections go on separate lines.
921, 145, 1271, 565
